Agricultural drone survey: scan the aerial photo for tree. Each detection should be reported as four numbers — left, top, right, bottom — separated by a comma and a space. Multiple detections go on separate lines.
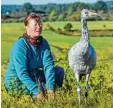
48, 10, 57, 21
58, 12, 67, 21
78, 3, 89, 10
68, 5, 74, 16
23, 3, 34, 15
64, 23, 72, 31
94, 1, 108, 13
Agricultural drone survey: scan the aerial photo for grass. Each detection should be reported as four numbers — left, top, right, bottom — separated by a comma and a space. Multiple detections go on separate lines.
1, 22, 113, 108
44, 21, 113, 30
2, 28, 113, 63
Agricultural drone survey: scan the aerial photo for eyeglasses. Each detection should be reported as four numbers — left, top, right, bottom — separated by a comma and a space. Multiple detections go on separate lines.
27, 22, 42, 28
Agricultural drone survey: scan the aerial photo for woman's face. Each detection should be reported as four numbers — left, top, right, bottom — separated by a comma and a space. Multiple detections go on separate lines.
25, 19, 42, 39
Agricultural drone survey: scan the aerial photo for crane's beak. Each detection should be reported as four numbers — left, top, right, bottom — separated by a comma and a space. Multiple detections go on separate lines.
89, 11, 98, 17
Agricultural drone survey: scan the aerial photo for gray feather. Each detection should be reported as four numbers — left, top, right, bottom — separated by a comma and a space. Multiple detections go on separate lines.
68, 9, 96, 75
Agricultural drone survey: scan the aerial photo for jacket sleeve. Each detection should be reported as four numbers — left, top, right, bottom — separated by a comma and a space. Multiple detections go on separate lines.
42, 39, 55, 91
13, 40, 39, 97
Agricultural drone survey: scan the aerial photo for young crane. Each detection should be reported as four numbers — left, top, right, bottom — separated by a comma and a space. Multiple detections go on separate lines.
68, 9, 97, 104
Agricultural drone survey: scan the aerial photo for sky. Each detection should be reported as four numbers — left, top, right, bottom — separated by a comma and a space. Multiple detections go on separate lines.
1, 0, 99, 5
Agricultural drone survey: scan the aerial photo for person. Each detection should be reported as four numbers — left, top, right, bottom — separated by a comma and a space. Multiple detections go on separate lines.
4, 13, 64, 100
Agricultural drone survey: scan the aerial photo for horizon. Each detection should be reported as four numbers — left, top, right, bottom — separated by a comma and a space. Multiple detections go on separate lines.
1, 0, 100, 5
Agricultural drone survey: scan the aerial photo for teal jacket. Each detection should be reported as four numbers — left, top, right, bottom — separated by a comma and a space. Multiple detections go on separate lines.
4, 37, 55, 97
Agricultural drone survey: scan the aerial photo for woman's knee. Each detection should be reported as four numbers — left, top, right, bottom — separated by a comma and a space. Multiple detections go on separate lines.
54, 66, 64, 87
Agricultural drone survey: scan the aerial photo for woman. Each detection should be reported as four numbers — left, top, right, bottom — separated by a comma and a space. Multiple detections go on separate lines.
4, 14, 64, 100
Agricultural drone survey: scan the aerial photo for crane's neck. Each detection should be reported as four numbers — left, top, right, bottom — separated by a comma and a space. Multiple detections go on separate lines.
80, 18, 90, 42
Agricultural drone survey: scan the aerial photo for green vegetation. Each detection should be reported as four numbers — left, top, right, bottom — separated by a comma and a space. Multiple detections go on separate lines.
2, 1, 113, 22
64, 23, 73, 31
44, 21, 113, 30
1, 22, 113, 107
44, 21, 113, 37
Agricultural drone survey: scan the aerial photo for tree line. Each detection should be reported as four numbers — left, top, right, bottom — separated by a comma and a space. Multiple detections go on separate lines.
1, 1, 113, 22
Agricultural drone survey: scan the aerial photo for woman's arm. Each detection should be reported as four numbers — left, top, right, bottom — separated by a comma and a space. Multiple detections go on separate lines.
13, 40, 39, 97
43, 39, 55, 91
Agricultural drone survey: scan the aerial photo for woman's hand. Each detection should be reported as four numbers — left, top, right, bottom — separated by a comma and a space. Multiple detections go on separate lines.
47, 90, 55, 100
37, 92, 45, 101
37, 90, 55, 101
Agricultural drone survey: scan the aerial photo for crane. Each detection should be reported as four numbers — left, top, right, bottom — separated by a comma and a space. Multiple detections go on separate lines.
68, 9, 97, 104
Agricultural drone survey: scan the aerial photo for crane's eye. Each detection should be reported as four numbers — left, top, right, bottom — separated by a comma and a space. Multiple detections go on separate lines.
85, 12, 88, 14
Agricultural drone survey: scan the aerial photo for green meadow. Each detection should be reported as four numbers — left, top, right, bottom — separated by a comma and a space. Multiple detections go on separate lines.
1, 21, 113, 108
45, 21, 113, 30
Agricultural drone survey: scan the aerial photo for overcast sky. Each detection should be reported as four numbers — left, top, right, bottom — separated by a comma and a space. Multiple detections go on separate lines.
1, 0, 100, 5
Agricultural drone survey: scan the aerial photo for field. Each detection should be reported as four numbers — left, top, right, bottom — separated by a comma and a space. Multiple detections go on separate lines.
44, 21, 113, 30
1, 21, 113, 108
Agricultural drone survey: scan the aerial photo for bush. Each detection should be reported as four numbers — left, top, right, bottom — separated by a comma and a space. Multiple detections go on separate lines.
64, 23, 73, 31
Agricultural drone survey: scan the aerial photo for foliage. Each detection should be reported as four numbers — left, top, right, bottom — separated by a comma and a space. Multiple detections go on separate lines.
48, 10, 57, 21
22, 2, 35, 15
94, 1, 108, 13
1, 48, 113, 108
64, 23, 73, 31
1, 22, 113, 107
44, 21, 113, 37
58, 13, 67, 21
1, 1, 113, 21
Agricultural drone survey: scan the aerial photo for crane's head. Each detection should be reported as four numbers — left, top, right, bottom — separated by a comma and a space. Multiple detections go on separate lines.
81, 9, 98, 20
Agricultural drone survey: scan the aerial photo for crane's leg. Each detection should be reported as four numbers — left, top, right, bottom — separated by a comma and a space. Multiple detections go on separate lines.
75, 73, 81, 104
85, 73, 90, 103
